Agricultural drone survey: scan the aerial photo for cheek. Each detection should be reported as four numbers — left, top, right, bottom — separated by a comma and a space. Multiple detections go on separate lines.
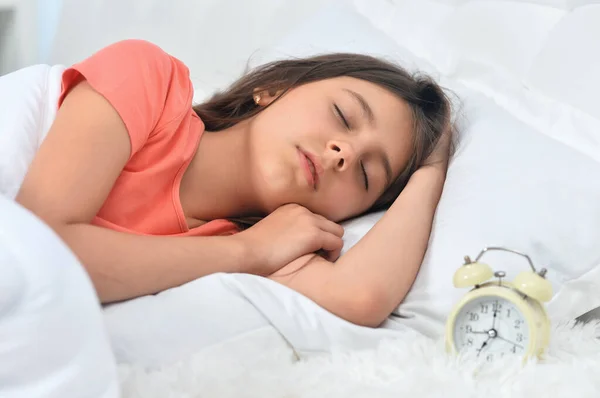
254, 146, 299, 194
254, 98, 329, 142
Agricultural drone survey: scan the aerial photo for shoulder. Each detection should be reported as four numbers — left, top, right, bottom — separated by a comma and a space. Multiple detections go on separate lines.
105, 39, 166, 54
85, 39, 190, 83
62, 39, 193, 102
60, 40, 194, 155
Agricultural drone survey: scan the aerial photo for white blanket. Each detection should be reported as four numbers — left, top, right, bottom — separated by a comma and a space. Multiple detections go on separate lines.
104, 271, 413, 367
0, 196, 119, 398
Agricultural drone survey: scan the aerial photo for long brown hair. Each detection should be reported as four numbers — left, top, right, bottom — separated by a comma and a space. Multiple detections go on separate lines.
193, 53, 452, 228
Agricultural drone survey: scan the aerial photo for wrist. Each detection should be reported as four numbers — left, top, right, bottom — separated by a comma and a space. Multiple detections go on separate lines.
412, 163, 447, 182
228, 232, 262, 274
400, 164, 447, 206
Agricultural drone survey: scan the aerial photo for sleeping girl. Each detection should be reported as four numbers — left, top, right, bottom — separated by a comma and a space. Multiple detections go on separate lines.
16, 39, 452, 327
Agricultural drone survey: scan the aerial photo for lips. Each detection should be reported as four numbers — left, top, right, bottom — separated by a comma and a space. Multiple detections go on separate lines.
297, 146, 321, 190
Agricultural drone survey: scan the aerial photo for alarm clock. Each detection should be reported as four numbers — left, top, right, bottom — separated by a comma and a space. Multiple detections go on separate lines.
445, 246, 553, 362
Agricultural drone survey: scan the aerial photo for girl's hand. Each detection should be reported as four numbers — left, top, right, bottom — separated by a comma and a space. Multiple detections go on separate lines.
400, 126, 453, 208
235, 204, 344, 275
422, 126, 453, 172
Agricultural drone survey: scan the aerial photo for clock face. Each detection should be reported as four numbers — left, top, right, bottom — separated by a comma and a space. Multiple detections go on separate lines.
453, 296, 529, 361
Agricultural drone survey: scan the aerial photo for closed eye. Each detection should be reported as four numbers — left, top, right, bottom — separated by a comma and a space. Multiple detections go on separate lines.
334, 103, 350, 130
360, 161, 369, 191
334, 103, 367, 190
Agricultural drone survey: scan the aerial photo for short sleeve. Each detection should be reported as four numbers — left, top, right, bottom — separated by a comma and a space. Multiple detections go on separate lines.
58, 39, 193, 157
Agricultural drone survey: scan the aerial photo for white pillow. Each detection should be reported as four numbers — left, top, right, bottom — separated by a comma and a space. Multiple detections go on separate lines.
0, 64, 64, 199
355, 0, 565, 78
254, 0, 600, 338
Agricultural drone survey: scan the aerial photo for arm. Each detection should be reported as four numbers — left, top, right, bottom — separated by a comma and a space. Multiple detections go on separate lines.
270, 163, 447, 327
51, 224, 248, 303
17, 82, 251, 303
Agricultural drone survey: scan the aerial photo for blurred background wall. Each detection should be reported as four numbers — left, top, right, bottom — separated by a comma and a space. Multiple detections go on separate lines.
0, 0, 332, 95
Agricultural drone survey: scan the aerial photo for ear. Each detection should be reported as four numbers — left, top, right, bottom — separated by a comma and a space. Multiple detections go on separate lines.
253, 87, 284, 106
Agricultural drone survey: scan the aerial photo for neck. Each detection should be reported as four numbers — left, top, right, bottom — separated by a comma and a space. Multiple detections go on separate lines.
180, 120, 263, 224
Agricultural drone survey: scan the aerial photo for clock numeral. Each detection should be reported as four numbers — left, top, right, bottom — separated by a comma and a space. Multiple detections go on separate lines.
480, 304, 489, 314
486, 354, 494, 362
511, 345, 517, 354
514, 319, 523, 330
465, 325, 473, 333
469, 312, 479, 321
467, 338, 473, 346
516, 333, 523, 342
492, 302, 502, 312
506, 309, 512, 318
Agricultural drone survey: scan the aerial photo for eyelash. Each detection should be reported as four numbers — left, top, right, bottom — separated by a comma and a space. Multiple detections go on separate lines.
334, 104, 350, 130
334, 103, 369, 191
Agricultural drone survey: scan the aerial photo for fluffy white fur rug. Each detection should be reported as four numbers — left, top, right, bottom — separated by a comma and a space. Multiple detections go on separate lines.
119, 321, 600, 398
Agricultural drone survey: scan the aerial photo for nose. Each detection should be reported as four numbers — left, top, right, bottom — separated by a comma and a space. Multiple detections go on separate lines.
325, 140, 356, 172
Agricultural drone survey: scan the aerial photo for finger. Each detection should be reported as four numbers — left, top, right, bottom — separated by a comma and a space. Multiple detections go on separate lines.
325, 246, 342, 262
314, 248, 341, 262
314, 215, 345, 237
318, 231, 344, 255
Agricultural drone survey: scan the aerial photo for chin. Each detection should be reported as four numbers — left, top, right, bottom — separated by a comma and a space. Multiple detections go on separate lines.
314, 206, 353, 222
254, 163, 315, 214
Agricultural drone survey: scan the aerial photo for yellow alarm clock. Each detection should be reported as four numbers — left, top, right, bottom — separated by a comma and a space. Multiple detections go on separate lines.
445, 247, 553, 362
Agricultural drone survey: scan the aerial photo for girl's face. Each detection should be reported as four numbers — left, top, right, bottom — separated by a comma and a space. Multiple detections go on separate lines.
247, 76, 414, 222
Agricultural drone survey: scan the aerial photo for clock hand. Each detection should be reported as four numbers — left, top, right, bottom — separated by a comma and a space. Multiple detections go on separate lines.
476, 336, 492, 357
491, 300, 498, 329
495, 335, 524, 349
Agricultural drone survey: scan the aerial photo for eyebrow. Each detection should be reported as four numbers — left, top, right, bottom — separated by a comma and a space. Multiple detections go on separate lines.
343, 89, 392, 186
343, 88, 375, 126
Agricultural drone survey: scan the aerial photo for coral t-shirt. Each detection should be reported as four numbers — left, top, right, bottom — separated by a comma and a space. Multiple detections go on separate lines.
58, 39, 238, 237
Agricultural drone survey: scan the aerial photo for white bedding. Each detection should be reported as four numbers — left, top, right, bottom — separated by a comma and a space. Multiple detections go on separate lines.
0, 196, 119, 397
104, 272, 412, 367
0, 64, 63, 199
118, 320, 600, 398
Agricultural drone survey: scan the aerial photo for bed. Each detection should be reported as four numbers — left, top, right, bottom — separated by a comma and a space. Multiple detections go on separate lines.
1, 0, 600, 397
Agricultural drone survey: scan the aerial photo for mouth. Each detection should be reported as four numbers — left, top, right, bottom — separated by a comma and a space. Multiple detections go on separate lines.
297, 146, 320, 190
